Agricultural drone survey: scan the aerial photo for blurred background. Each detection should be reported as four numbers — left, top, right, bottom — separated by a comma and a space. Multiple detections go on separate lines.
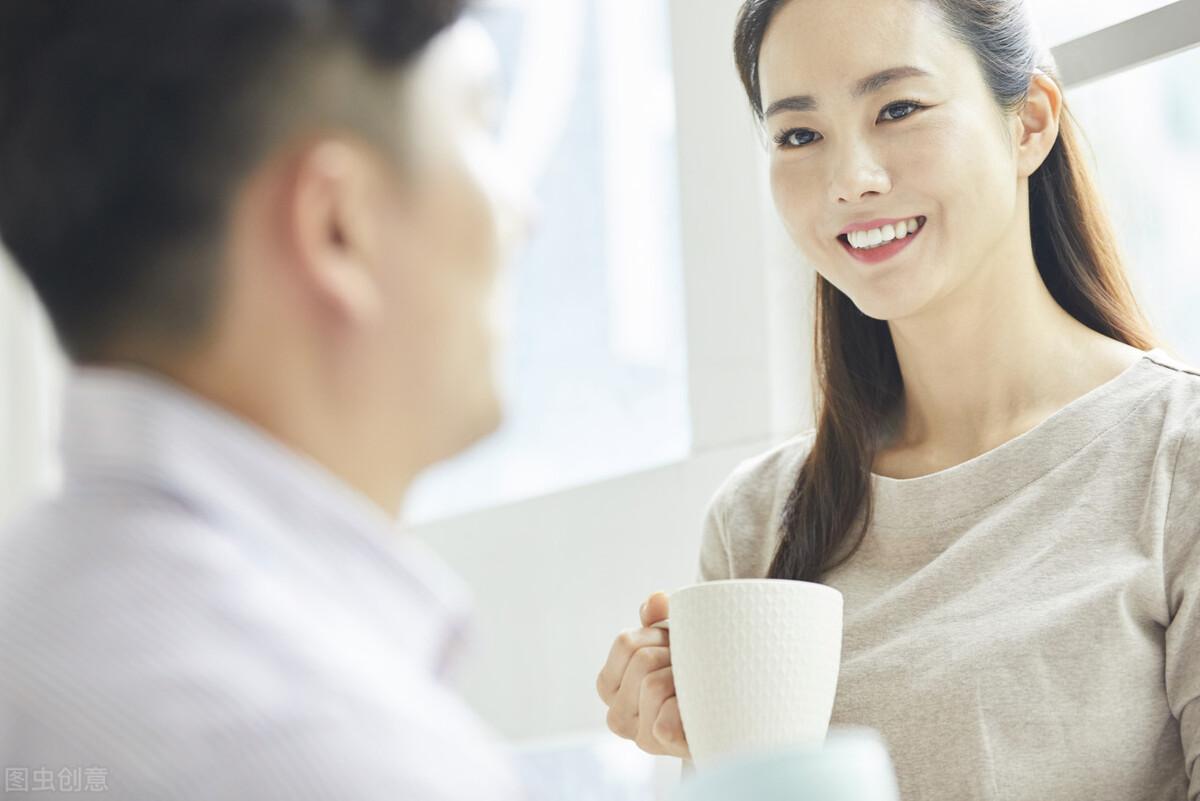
1, 0, 1197, 798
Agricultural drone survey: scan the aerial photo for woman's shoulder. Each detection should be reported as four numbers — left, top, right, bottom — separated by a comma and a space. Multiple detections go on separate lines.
699, 431, 816, 579
1140, 349, 1200, 449
714, 429, 817, 511
705, 431, 820, 532
1144, 348, 1200, 402
1144, 347, 1200, 380
1142, 351, 1200, 608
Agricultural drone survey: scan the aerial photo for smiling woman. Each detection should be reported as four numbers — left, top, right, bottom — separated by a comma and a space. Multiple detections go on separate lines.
598, 0, 1200, 799
714, 0, 1193, 797
733, 0, 1156, 580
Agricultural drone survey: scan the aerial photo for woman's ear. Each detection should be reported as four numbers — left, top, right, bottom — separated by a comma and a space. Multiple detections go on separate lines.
1014, 69, 1063, 179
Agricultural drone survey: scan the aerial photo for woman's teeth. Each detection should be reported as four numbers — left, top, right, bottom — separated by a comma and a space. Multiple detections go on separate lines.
846, 217, 924, 250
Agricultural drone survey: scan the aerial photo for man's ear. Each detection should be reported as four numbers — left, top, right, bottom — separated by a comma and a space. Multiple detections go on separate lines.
282, 138, 387, 326
1014, 69, 1063, 179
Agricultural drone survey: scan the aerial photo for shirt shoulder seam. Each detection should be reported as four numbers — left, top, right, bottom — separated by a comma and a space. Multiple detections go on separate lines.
1145, 352, 1200, 380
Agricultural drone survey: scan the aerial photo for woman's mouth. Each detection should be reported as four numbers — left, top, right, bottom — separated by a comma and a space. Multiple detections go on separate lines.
838, 216, 927, 265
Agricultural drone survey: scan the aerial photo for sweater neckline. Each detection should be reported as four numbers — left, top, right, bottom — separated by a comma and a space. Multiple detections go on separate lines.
868, 348, 1174, 529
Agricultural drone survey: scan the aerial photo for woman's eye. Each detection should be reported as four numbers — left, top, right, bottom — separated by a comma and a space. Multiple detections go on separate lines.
774, 129, 819, 149
880, 101, 921, 121
773, 101, 923, 150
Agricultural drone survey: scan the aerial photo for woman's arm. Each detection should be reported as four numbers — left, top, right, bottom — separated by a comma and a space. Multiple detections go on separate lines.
1163, 423, 1200, 800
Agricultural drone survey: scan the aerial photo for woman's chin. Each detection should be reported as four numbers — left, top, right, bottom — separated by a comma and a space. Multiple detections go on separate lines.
848, 296, 905, 323
846, 285, 937, 324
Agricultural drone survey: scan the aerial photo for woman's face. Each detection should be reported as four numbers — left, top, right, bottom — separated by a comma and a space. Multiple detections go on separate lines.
760, 0, 1023, 322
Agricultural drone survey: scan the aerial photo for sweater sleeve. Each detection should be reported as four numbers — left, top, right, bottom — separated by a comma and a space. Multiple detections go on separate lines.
1164, 423, 1200, 800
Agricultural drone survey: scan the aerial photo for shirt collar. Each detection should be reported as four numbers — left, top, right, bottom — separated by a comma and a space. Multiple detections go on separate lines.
59, 364, 475, 677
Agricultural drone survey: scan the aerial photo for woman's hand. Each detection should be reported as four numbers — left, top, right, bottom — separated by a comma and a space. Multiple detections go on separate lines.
595, 591, 691, 759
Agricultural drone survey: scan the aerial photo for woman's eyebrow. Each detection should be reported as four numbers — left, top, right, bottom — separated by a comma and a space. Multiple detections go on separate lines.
764, 65, 934, 117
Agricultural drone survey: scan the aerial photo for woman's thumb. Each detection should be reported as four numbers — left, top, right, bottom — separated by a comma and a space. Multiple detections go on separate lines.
639, 590, 670, 627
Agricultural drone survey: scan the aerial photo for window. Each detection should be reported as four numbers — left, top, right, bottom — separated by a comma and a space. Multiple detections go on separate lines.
403, 0, 689, 523
1065, 44, 1200, 361
1029, 0, 1181, 46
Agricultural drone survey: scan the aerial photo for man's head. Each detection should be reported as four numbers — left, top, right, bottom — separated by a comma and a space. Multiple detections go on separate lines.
0, 0, 529, 509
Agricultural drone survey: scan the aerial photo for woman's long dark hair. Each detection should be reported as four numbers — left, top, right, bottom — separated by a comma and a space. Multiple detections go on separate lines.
733, 0, 1158, 582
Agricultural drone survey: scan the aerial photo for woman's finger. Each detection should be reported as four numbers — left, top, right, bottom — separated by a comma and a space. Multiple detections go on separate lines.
635, 663, 679, 755
653, 695, 690, 759
608, 645, 671, 737
639, 591, 670, 629
596, 626, 668, 704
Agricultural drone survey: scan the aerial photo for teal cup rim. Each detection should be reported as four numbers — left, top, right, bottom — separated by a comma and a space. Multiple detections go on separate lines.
674, 727, 899, 801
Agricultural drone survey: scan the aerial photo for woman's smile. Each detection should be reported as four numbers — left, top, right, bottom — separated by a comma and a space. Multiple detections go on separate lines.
838, 215, 928, 265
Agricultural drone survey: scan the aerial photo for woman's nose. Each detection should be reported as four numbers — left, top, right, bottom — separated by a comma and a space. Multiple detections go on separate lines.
828, 139, 893, 204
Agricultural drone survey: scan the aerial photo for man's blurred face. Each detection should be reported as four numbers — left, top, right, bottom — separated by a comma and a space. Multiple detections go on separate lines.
364, 19, 529, 466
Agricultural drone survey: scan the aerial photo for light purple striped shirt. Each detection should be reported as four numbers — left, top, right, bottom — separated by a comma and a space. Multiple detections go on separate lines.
0, 367, 526, 800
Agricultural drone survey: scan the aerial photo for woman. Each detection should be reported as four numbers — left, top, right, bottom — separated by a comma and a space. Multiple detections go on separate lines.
595, 0, 1200, 798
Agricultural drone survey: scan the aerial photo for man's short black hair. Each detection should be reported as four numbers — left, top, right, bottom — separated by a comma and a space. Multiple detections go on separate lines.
0, 0, 466, 362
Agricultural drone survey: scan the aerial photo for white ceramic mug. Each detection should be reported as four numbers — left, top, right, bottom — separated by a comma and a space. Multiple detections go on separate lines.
666, 578, 844, 769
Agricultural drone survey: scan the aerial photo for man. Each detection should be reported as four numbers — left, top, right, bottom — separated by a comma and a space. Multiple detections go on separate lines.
0, 1, 530, 798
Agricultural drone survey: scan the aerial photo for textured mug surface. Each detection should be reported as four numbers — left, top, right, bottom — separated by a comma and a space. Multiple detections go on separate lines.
669, 579, 843, 769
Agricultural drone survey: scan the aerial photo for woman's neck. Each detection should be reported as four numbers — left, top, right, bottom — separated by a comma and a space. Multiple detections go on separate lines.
879, 248, 1145, 474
